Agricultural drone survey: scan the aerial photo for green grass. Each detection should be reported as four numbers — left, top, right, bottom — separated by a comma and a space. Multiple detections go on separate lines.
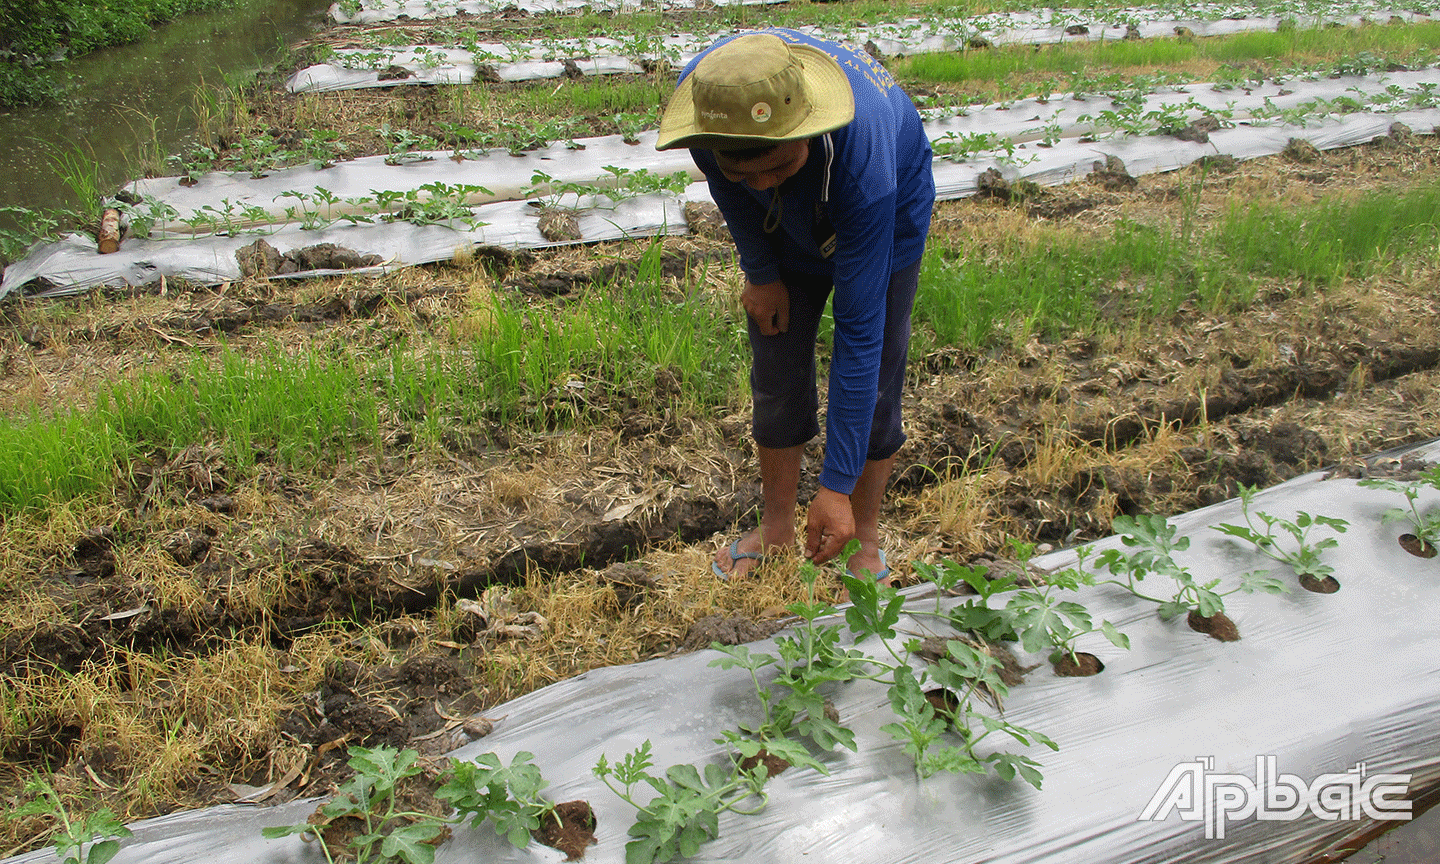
1214, 184, 1440, 283
895, 20, 1440, 93
446, 243, 745, 427
4, 176, 1437, 514
493, 78, 670, 120
0, 246, 747, 515
0, 345, 379, 515
913, 183, 1440, 351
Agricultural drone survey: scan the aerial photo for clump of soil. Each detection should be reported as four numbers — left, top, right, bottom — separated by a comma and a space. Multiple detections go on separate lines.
738, 748, 791, 779
1399, 534, 1438, 558
1171, 115, 1221, 144
1052, 652, 1105, 676
1088, 154, 1136, 190
975, 167, 1040, 202
538, 207, 582, 242
682, 614, 787, 650
1298, 575, 1341, 593
1187, 610, 1241, 642
1282, 138, 1322, 163
534, 800, 598, 861
236, 239, 384, 277
683, 201, 726, 238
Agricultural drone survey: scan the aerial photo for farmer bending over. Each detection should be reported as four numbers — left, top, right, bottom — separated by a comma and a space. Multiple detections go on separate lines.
656, 30, 935, 581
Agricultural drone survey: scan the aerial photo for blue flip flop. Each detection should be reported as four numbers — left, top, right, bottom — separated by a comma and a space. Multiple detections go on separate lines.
847, 549, 891, 582
712, 538, 766, 581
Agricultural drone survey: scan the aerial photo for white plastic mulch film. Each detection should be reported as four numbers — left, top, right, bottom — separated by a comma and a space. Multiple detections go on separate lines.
8, 62, 1440, 300
6, 439, 1439, 864
328, 0, 777, 25
324, 0, 1432, 28
287, 11, 1432, 94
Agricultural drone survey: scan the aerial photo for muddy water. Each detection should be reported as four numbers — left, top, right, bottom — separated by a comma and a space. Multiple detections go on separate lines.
0, 0, 330, 231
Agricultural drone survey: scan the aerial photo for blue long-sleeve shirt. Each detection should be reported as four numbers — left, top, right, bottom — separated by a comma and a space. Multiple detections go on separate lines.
680, 29, 935, 494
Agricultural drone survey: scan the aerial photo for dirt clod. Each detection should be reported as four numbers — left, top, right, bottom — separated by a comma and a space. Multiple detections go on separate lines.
1193, 153, 1238, 172
162, 529, 211, 565
235, 239, 383, 277
1187, 610, 1241, 641
683, 201, 726, 239
682, 614, 787, 650
534, 800, 597, 860
1089, 154, 1136, 190
738, 749, 791, 779
1282, 138, 1322, 163
538, 207, 582, 242
1172, 115, 1221, 143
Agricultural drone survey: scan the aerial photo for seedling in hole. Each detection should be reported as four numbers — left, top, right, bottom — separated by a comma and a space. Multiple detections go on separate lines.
9, 776, 132, 864
1358, 465, 1440, 552
298, 130, 350, 169
112, 194, 179, 240
1211, 484, 1349, 585
919, 542, 1128, 665
844, 549, 1059, 784
266, 745, 567, 864
912, 558, 1018, 641
379, 124, 438, 165
1096, 514, 1287, 621
234, 134, 283, 178
710, 557, 871, 753
263, 746, 447, 864
435, 121, 496, 160
435, 751, 561, 849
167, 146, 216, 186
595, 741, 773, 864
1004, 547, 1130, 665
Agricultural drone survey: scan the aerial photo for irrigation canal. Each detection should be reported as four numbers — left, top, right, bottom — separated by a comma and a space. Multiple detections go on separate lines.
0, 0, 331, 235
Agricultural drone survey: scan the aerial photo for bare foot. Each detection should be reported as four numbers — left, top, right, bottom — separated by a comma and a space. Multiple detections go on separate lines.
713, 528, 794, 579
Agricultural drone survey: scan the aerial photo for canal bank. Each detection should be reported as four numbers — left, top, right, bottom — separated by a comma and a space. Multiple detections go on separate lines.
0, 0, 331, 250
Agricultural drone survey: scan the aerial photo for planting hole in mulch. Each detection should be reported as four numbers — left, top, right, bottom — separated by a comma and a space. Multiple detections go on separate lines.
1399, 534, 1439, 558
925, 687, 963, 714
1187, 610, 1241, 642
738, 748, 792, 779
534, 800, 597, 861
1052, 653, 1105, 676
1299, 575, 1342, 594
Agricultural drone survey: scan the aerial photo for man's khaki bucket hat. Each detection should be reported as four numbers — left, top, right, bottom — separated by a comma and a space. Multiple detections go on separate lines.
655, 33, 855, 151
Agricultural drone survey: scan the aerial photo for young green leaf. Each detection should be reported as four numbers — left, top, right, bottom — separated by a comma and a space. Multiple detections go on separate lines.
842, 571, 905, 641
85, 840, 121, 864
1195, 588, 1225, 618
985, 752, 1046, 790
1157, 600, 1188, 621
379, 822, 444, 864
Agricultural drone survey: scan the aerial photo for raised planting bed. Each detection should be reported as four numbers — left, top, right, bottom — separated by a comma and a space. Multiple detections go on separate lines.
8, 65, 1440, 299
8, 439, 1437, 864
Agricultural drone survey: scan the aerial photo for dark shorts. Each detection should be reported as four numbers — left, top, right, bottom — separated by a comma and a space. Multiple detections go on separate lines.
748, 259, 921, 460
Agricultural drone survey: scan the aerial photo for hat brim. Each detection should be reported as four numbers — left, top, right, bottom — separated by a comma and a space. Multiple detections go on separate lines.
655, 41, 855, 151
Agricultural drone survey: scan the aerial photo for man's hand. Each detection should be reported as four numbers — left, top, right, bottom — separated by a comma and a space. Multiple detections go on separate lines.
805, 487, 855, 565
742, 279, 789, 335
